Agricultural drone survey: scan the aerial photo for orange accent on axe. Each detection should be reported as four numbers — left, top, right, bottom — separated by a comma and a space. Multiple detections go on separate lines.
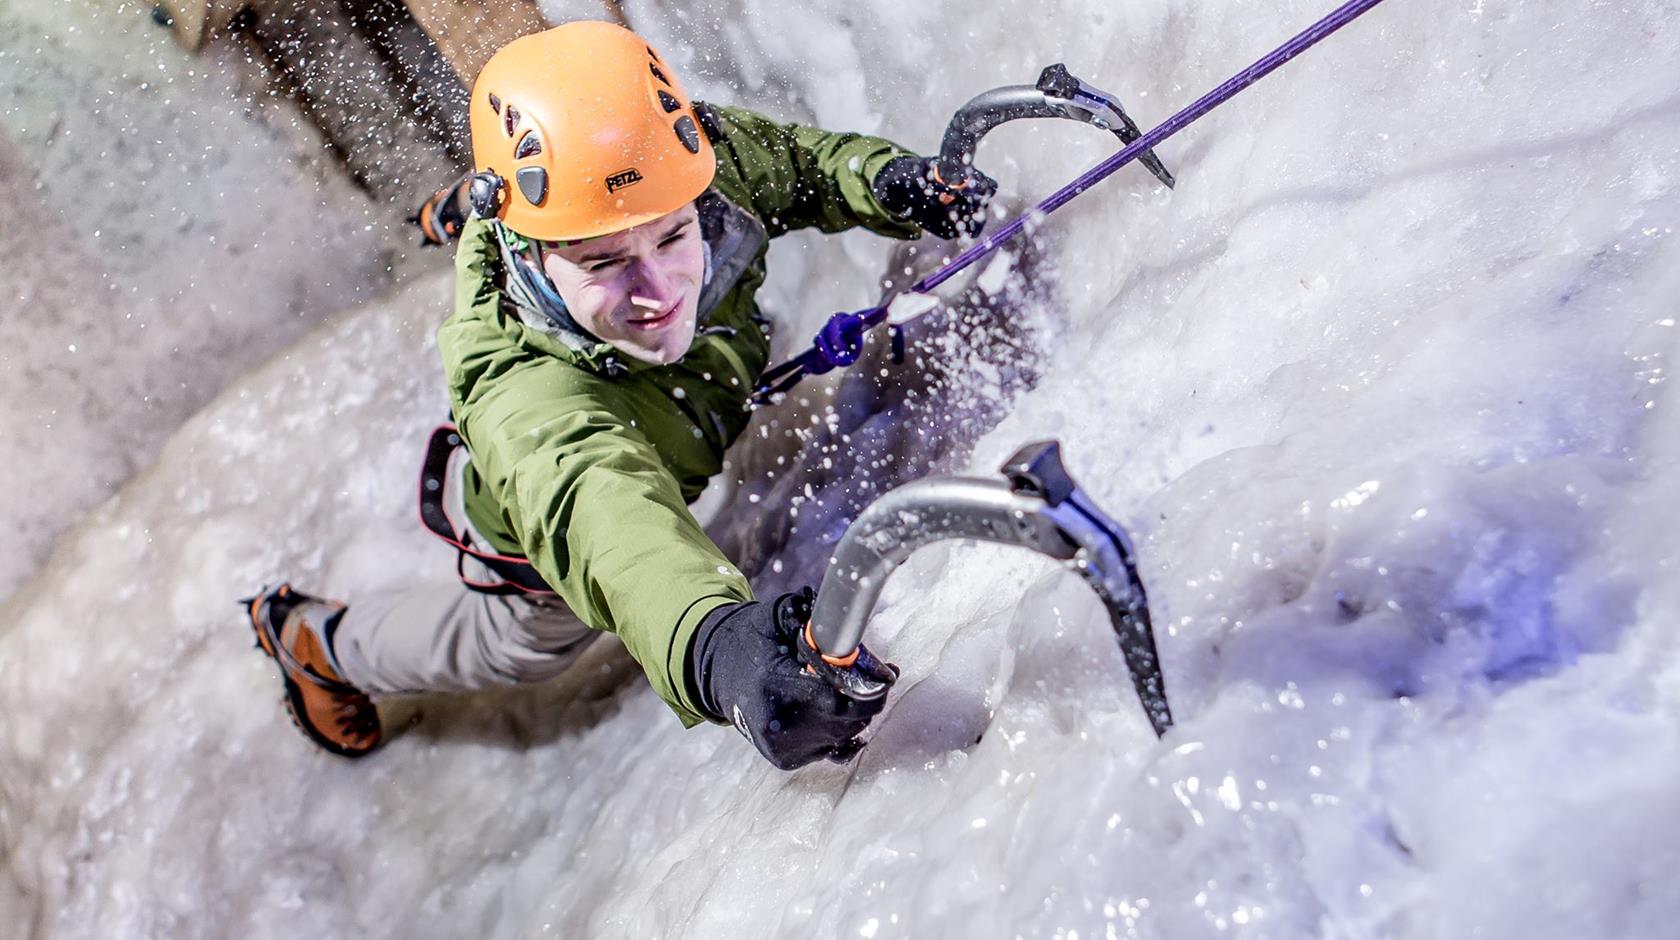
804, 621, 859, 668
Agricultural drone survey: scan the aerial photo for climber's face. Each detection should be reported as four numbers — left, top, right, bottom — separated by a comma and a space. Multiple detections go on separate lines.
540, 202, 705, 365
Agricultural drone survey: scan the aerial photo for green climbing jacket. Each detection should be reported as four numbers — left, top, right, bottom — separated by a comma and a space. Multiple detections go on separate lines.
437, 104, 921, 726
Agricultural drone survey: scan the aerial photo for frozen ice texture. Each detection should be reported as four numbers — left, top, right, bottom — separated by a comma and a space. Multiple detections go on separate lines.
0, 0, 411, 600
4, 0, 1680, 937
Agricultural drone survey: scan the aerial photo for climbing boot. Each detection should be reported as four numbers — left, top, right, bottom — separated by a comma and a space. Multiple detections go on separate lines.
243, 583, 383, 758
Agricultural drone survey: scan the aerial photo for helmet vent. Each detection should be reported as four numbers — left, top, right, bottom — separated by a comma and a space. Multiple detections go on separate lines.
504, 105, 519, 137
657, 90, 681, 113
673, 115, 701, 154
514, 130, 543, 159
488, 93, 501, 115
649, 62, 672, 87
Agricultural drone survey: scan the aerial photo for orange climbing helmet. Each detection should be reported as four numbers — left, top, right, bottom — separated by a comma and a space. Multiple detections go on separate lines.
466, 21, 716, 243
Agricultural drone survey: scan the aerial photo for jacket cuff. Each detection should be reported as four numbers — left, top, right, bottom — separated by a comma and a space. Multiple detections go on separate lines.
856, 147, 925, 239
664, 594, 743, 727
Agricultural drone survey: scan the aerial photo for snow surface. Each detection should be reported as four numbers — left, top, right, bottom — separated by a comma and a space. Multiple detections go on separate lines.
6, 0, 1680, 937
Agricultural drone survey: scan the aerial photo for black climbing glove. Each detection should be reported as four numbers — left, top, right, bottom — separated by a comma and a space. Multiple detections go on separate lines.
687, 590, 899, 770
871, 154, 998, 240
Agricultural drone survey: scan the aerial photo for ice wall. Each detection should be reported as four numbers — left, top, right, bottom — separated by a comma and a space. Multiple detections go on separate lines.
4, 0, 1680, 938
0, 0, 438, 600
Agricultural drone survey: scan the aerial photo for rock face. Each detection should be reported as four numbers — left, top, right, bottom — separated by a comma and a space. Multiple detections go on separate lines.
148, 0, 633, 200
154, 0, 248, 50
400, 0, 557, 84
237, 0, 469, 202
155, 0, 603, 88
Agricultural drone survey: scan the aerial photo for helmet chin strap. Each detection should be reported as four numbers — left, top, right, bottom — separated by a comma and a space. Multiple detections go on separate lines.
493, 222, 599, 346
700, 236, 714, 293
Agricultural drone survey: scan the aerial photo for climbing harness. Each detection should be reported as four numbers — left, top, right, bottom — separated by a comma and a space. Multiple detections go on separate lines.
417, 424, 557, 596
753, 0, 1392, 406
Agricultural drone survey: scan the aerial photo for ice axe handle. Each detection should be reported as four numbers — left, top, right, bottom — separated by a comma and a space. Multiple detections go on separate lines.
936, 82, 1069, 184
797, 621, 897, 703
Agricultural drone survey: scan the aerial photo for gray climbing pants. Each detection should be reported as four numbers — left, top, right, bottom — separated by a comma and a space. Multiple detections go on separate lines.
330, 448, 599, 696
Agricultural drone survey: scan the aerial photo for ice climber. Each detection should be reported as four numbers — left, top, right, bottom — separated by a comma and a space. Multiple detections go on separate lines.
245, 21, 996, 769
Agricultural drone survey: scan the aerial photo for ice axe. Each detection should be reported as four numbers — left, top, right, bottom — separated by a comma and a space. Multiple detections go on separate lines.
794, 441, 1173, 738
754, 66, 1173, 404
937, 63, 1175, 191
